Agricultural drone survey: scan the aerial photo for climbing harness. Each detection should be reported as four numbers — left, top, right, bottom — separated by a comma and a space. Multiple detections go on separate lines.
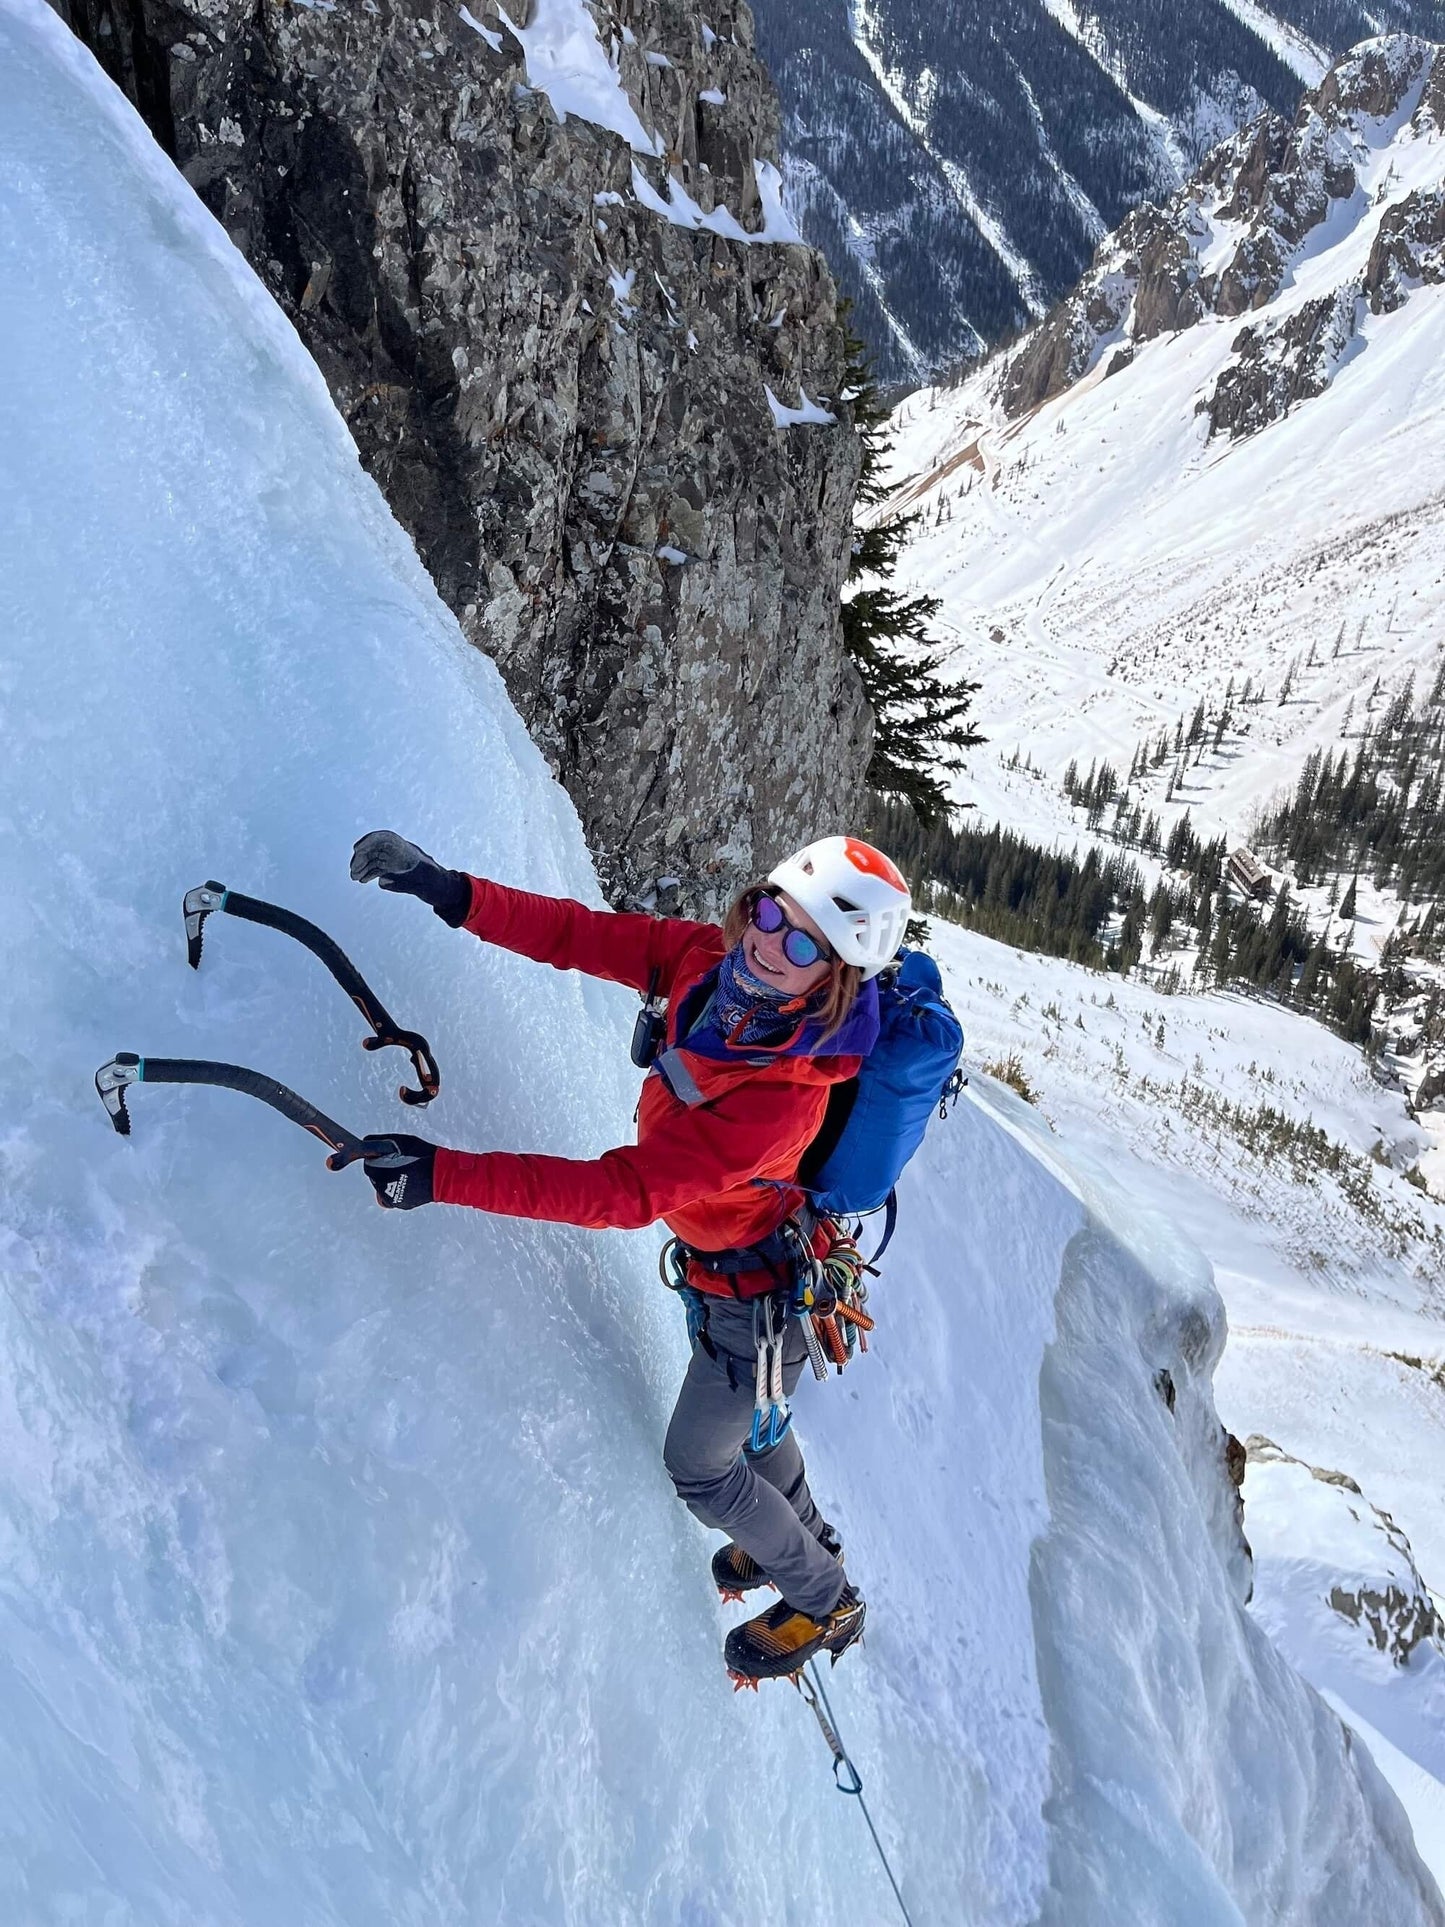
661, 1211, 880, 1392
183, 881, 441, 1104
95, 1053, 369, 1167
669, 1204, 820, 1297
797, 1660, 915, 1927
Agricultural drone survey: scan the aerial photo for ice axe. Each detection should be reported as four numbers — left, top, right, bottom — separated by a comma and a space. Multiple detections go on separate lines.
95, 1053, 373, 1168
183, 881, 440, 1105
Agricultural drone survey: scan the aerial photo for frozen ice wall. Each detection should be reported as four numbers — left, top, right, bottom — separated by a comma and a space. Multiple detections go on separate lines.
991, 1087, 1443, 1924
0, 2, 1440, 1920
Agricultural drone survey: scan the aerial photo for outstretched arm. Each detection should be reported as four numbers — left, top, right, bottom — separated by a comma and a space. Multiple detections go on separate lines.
351, 826, 718, 995
456, 875, 713, 995
428, 1078, 821, 1228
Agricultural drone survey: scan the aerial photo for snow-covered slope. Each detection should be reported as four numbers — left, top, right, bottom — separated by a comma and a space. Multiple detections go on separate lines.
929, 917, 1445, 1887
887, 36, 1445, 881
2, 2, 1441, 1918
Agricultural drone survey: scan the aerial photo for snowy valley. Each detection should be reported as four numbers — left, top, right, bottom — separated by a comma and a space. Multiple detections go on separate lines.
3, 0, 1444, 1920
886, 26, 1445, 1899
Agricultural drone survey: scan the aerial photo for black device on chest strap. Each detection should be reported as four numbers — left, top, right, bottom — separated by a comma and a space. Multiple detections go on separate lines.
631, 968, 667, 1069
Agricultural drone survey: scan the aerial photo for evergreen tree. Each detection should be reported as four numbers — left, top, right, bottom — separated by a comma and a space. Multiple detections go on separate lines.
840, 317, 982, 825
1339, 875, 1358, 921
875, 794, 1377, 1043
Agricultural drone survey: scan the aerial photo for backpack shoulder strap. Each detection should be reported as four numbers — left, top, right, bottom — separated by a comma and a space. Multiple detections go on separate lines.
653, 1046, 709, 1107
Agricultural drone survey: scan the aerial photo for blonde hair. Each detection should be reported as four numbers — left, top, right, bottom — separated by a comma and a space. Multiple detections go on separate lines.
722, 887, 864, 1045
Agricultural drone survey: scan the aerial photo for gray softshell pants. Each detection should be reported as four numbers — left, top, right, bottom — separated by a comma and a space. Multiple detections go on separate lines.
662, 1296, 847, 1620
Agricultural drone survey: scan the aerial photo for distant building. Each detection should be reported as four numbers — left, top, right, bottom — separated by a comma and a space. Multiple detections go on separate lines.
1227, 847, 1272, 901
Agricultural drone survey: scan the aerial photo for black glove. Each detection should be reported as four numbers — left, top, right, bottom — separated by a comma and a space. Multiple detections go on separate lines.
350, 831, 470, 927
361, 1134, 437, 1209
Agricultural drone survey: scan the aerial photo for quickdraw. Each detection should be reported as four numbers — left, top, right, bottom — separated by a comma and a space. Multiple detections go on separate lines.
802, 1222, 877, 1378
749, 1291, 791, 1451
658, 1238, 711, 1350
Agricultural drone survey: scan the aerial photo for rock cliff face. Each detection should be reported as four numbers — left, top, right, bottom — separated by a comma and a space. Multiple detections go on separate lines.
996, 35, 1445, 443
52, 0, 867, 912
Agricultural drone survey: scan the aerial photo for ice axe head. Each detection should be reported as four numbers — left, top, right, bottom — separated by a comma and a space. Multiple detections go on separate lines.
95, 1053, 142, 1134
183, 882, 228, 968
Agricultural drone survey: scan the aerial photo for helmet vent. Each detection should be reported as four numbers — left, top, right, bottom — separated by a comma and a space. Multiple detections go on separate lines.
832, 895, 861, 913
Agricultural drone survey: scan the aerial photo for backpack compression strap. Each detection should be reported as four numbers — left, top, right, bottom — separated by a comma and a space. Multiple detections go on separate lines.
871, 1190, 899, 1263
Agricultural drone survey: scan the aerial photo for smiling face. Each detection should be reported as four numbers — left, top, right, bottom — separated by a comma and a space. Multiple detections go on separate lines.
744, 889, 835, 998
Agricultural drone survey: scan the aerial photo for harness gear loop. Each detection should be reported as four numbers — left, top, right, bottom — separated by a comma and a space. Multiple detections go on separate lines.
796, 1662, 916, 1927
658, 1238, 714, 1354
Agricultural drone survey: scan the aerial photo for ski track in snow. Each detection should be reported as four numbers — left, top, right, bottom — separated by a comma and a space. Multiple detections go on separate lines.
1218, 0, 1334, 87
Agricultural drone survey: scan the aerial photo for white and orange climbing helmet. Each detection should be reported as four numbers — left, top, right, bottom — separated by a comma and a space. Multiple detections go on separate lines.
767, 835, 912, 980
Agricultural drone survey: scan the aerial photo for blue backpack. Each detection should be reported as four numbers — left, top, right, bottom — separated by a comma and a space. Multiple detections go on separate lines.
799, 948, 964, 1254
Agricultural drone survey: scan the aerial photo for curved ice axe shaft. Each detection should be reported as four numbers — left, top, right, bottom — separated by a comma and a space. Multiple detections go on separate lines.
183, 883, 441, 1105
96, 1053, 368, 1169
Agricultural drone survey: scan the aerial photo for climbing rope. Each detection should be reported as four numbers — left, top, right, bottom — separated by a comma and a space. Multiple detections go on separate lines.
797, 1661, 915, 1927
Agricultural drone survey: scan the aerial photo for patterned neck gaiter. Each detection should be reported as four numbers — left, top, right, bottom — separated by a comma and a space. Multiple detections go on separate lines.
712, 942, 822, 1050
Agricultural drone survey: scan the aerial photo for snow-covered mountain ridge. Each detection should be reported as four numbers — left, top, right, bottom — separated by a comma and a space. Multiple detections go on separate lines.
4, 1, 1442, 1916
749, 0, 1445, 380
881, 34, 1445, 1147
997, 33, 1445, 430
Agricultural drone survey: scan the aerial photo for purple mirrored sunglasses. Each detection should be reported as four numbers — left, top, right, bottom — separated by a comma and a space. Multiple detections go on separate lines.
748, 889, 833, 969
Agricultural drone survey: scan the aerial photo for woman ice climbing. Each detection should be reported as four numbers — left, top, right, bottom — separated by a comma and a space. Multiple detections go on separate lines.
348, 828, 912, 1685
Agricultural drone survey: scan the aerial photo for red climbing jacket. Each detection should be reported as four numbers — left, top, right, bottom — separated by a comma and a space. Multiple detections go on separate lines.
431, 877, 869, 1292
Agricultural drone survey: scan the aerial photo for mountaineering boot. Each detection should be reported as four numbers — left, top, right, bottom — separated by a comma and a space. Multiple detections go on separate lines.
711, 1542, 767, 1603
724, 1582, 865, 1687
711, 1523, 843, 1603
